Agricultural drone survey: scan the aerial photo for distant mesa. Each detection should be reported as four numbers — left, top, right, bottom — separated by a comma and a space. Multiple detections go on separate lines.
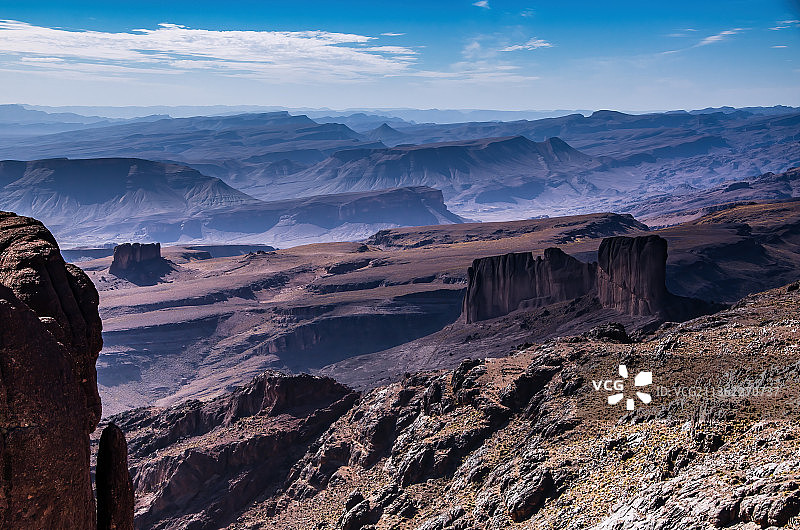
0, 157, 465, 247
463, 234, 722, 324
292, 135, 599, 205
109, 242, 174, 285
110, 242, 161, 273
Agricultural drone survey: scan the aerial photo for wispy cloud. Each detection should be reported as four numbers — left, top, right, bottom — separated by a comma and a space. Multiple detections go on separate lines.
697, 27, 745, 46
365, 46, 415, 54
0, 19, 417, 82
412, 63, 538, 83
415, 34, 542, 84
500, 37, 552, 52
473, 1, 490, 9
19, 56, 64, 63
520, 9, 535, 18
662, 27, 747, 54
769, 19, 800, 30
380, 32, 405, 37
667, 28, 698, 38
0, 19, 551, 93
772, 45, 788, 48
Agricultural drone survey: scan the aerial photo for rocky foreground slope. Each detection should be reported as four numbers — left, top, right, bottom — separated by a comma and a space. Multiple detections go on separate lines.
108, 274, 800, 529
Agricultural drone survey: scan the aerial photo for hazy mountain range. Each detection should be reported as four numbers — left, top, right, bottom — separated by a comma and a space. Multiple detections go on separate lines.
0, 158, 462, 247
0, 105, 797, 245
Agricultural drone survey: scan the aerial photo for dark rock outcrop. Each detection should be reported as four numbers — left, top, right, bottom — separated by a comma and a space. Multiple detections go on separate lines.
463, 235, 720, 323
596, 235, 669, 316
463, 248, 596, 323
109, 242, 161, 273
597, 235, 724, 320
109, 242, 173, 285
0, 211, 103, 527
96, 424, 134, 530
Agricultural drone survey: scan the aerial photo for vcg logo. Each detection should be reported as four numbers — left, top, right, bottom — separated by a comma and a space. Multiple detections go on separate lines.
592, 364, 653, 411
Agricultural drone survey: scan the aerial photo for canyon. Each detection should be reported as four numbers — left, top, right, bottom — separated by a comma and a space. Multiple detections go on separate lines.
106, 267, 800, 529
3, 189, 800, 528
77, 183, 800, 411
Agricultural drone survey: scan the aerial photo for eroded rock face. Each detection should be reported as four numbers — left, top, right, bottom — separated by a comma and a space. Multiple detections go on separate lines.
111, 371, 357, 529
463, 247, 596, 323
596, 235, 669, 316
463, 235, 719, 323
0, 211, 103, 528
109, 243, 161, 274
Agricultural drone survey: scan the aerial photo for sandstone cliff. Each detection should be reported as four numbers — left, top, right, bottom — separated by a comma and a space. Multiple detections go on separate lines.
463, 235, 719, 323
463, 247, 596, 323
596, 234, 669, 316
0, 211, 103, 527
0, 211, 137, 529
109, 242, 161, 273
108, 242, 173, 285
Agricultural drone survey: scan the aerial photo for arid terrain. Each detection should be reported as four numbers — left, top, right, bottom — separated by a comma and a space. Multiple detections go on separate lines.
0, 104, 798, 530
107, 273, 800, 529
2, 2, 799, 527
3, 108, 798, 224
3, 174, 800, 530
82, 169, 800, 416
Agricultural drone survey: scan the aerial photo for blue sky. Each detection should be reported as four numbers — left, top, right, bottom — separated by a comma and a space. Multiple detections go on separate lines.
0, 0, 798, 110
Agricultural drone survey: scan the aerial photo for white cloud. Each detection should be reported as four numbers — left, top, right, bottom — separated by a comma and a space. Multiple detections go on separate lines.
769, 19, 800, 30
19, 56, 64, 63
667, 29, 696, 38
0, 19, 417, 82
661, 27, 748, 55
412, 63, 538, 83
381, 32, 406, 37
697, 28, 745, 46
473, 1, 490, 9
366, 46, 416, 54
500, 38, 553, 52
772, 45, 788, 48
462, 40, 484, 60
0, 19, 552, 98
